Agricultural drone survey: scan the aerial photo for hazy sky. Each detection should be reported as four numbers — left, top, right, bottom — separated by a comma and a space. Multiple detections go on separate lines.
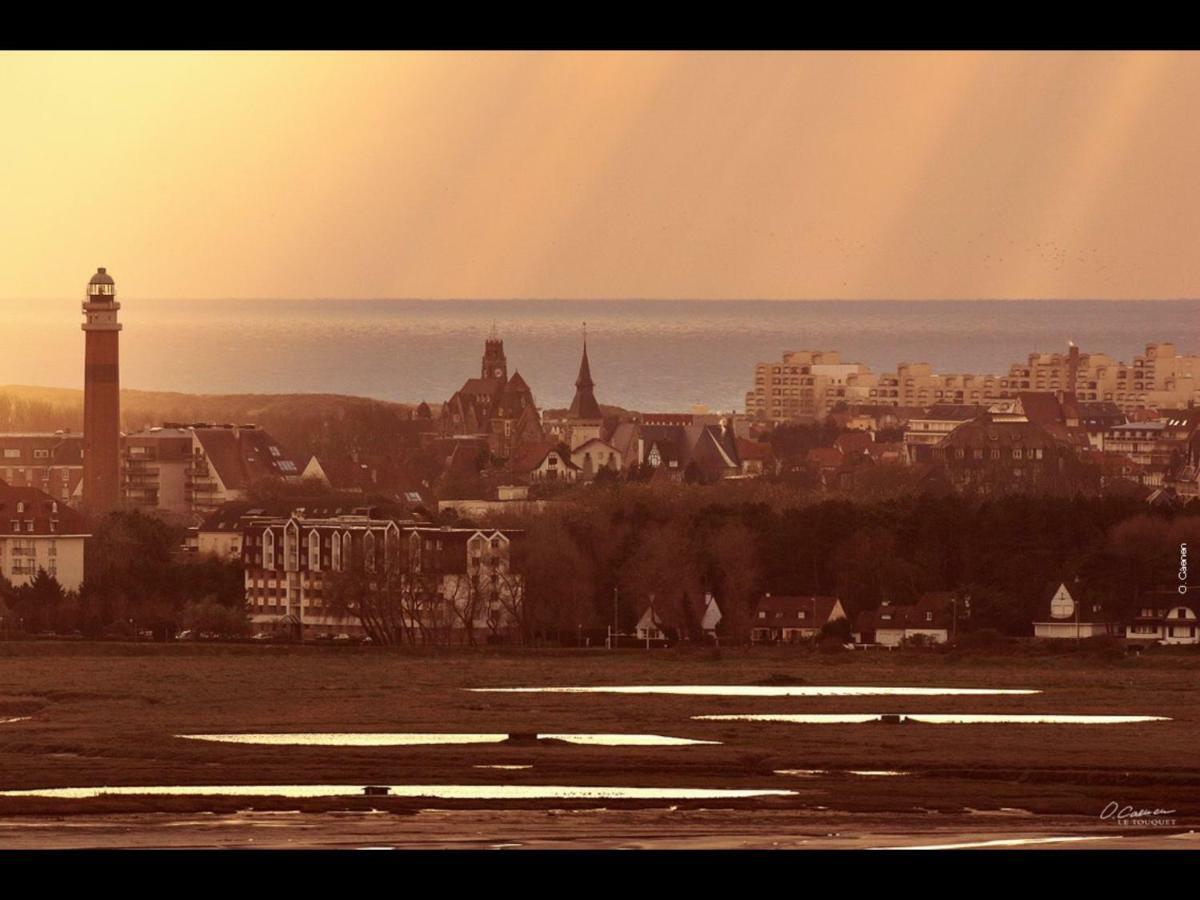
3, 51, 1199, 301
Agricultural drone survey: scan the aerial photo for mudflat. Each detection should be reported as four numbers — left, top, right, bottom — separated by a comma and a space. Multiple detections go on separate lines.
1, 642, 1196, 848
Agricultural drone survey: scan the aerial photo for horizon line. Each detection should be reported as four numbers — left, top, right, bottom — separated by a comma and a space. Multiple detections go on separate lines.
4, 296, 1200, 304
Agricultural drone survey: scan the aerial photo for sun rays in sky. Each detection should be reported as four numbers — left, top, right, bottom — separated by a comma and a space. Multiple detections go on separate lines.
1, 50, 1197, 300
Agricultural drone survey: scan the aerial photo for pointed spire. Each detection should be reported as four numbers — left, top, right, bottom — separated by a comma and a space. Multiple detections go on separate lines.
576, 332, 594, 390
568, 327, 601, 420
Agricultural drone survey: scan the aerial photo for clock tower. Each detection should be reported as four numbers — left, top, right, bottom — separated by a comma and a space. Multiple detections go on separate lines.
481, 328, 507, 382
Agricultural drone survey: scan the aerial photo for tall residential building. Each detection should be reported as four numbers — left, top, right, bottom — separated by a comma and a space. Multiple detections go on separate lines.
81, 267, 122, 514
745, 350, 875, 422
749, 342, 1200, 423
121, 427, 195, 518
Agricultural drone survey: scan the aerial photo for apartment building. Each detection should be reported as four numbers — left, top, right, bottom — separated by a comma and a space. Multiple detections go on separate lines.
240, 510, 524, 642
121, 427, 194, 517
0, 433, 83, 505
748, 342, 1200, 425
187, 425, 300, 518
745, 351, 875, 422
0, 482, 89, 591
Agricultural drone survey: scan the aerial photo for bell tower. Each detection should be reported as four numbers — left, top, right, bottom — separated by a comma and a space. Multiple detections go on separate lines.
481, 323, 507, 382
82, 267, 122, 514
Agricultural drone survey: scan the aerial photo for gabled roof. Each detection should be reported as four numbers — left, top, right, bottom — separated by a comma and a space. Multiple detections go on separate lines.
755, 595, 844, 627
0, 483, 88, 536
1035, 581, 1118, 623
509, 441, 579, 474
193, 427, 297, 489
939, 418, 1066, 451
1017, 392, 1066, 426
834, 431, 875, 455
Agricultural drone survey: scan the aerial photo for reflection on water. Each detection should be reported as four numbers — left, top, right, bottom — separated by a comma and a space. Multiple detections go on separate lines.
0, 784, 796, 801
178, 733, 719, 747
471, 686, 1039, 697
698, 713, 1170, 725
1, 717, 30, 725
881, 835, 1115, 850
473, 765, 533, 771
775, 769, 909, 777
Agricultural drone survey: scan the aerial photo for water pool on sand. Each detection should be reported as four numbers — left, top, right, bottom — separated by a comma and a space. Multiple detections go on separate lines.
695, 713, 1170, 725
469, 686, 1039, 697
176, 733, 720, 747
0, 785, 797, 801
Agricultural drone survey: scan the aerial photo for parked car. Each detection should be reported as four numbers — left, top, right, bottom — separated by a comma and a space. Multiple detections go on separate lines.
332, 633, 353, 643
360, 635, 374, 645
250, 632, 273, 641
175, 629, 195, 641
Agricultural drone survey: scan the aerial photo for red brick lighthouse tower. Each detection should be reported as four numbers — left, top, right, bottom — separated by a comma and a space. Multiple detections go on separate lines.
81, 267, 122, 514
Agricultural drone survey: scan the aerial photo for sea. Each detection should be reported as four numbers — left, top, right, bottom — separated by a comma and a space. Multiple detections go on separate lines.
2, 299, 1198, 413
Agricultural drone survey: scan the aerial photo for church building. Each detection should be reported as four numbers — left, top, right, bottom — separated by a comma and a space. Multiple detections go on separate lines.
440, 332, 544, 460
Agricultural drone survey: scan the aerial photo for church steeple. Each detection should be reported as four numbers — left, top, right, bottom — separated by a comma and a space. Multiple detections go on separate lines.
568, 324, 601, 420
481, 325, 507, 382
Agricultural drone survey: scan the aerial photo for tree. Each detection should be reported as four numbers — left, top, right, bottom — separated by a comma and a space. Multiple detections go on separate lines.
621, 523, 705, 640
708, 520, 761, 645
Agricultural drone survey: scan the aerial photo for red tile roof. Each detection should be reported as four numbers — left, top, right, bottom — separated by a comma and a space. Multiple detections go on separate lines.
0, 482, 89, 536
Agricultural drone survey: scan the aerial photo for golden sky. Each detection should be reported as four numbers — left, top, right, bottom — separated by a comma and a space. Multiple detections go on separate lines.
2, 50, 1198, 301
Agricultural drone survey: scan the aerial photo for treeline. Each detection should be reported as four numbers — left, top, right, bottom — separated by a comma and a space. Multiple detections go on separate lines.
0, 386, 422, 465
489, 484, 1199, 642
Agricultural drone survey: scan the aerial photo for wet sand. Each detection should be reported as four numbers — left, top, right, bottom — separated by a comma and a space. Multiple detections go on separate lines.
0, 808, 1194, 850
1, 643, 1197, 849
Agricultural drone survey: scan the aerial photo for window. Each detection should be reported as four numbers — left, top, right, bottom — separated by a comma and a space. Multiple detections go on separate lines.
308, 530, 321, 572
364, 532, 376, 573
33, 449, 49, 459
2, 449, 19, 459
16, 502, 24, 514
263, 529, 276, 570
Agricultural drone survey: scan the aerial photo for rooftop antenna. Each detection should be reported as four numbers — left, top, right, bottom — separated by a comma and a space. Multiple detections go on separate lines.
490, 319, 498, 340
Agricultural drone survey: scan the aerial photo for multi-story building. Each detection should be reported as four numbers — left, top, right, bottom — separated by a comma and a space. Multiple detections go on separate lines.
932, 417, 1088, 493
240, 510, 524, 643
186, 424, 300, 517
0, 433, 83, 505
749, 343, 1200, 424
0, 482, 90, 591
903, 405, 985, 463
121, 427, 194, 518
745, 351, 875, 422
1101, 422, 1175, 486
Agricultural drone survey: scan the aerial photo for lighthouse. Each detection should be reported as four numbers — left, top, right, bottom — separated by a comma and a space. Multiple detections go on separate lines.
81, 267, 122, 514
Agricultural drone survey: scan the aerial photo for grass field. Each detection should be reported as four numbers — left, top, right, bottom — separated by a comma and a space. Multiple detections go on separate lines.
1, 642, 1197, 847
